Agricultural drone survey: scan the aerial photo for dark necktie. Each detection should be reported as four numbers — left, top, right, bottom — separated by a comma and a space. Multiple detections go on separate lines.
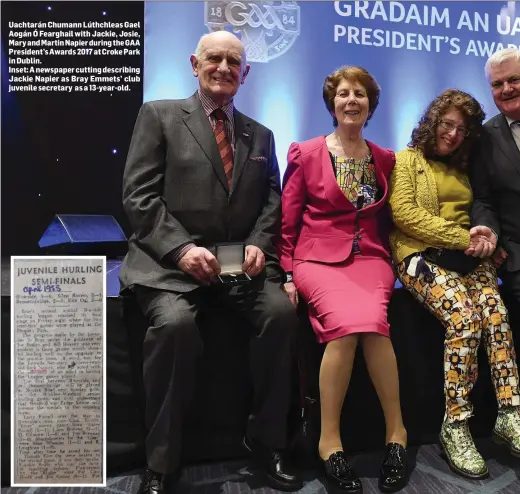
212, 109, 233, 187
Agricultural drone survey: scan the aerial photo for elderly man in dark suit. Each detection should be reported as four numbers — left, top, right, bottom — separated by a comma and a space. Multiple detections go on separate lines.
120, 30, 302, 494
470, 47, 520, 343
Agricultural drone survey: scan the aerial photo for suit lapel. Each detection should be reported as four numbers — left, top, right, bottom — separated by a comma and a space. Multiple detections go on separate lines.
230, 110, 254, 194
493, 114, 520, 178
181, 93, 229, 192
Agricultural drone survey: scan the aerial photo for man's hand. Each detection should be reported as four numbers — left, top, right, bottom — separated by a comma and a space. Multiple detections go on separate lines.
178, 247, 220, 285
283, 282, 299, 307
491, 246, 508, 268
242, 245, 265, 277
464, 225, 497, 258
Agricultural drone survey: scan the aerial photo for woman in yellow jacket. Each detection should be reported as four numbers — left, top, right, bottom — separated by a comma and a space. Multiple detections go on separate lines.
388, 89, 520, 480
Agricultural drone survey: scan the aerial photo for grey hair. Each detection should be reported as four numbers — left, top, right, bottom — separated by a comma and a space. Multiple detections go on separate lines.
485, 47, 520, 78
195, 33, 210, 59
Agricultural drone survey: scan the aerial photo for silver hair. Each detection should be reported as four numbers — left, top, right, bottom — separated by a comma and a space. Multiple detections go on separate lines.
195, 33, 210, 59
194, 31, 247, 64
485, 47, 520, 78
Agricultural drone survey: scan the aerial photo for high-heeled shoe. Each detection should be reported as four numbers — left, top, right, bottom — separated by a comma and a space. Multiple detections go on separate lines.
321, 451, 362, 493
379, 443, 407, 493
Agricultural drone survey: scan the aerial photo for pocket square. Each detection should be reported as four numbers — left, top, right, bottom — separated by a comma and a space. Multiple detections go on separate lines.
250, 156, 268, 162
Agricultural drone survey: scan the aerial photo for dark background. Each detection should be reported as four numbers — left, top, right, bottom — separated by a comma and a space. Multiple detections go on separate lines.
1, 1, 145, 257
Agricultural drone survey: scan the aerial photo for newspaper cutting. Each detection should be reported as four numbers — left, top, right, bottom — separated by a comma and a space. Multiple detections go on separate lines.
12, 257, 105, 485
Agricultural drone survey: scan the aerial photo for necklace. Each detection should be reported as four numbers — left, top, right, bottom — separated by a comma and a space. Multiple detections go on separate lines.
334, 131, 368, 160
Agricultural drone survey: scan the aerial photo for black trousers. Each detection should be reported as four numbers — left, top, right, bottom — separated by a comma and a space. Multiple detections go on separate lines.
502, 269, 520, 349
134, 278, 298, 474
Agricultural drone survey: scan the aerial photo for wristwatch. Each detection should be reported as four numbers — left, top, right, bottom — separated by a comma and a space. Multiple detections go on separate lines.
285, 271, 293, 284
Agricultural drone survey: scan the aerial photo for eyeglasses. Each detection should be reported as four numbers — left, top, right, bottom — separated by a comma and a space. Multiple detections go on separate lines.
439, 120, 470, 137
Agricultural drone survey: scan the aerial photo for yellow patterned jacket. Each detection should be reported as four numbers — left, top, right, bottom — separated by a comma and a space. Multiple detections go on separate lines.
388, 148, 471, 265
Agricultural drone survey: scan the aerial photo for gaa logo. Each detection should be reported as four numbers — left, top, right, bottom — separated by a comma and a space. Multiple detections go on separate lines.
205, 1, 300, 63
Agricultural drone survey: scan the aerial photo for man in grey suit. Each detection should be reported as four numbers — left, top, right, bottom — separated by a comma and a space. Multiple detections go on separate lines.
470, 48, 520, 347
120, 31, 302, 494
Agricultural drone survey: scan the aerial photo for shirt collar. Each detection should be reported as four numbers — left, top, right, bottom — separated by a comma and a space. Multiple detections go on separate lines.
198, 89, 234, 122
505, 116, 519, 127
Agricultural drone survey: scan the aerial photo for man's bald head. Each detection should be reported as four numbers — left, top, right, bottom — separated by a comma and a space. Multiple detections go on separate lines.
190, 30, 250, 106
195, 31, 247, 65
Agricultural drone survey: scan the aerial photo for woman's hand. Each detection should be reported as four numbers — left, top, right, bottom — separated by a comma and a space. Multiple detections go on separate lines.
283, 282, 299, 307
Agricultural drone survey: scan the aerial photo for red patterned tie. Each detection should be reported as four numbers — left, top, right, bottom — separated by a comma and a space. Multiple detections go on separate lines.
212, 109, 234, 187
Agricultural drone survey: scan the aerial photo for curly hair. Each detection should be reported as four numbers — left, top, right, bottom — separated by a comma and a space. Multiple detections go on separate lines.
322, 66, 380, 127
409, 89, 485, 170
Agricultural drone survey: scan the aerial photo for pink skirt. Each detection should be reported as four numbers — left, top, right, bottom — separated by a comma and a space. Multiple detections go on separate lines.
294, 256, 395, 343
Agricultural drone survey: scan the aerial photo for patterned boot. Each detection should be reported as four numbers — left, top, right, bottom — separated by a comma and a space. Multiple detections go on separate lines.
493, 406, 520, 457
439, 420, 488, 479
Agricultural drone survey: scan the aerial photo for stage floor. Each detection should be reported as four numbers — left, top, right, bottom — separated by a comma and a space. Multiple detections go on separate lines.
1, 257, 123, 298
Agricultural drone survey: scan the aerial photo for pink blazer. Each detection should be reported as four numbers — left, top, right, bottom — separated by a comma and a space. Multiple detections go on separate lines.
278, 136, 396, 273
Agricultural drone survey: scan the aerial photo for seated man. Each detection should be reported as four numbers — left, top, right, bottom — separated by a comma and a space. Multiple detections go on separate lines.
470, 48, 520, 350
119, 31, 302, 494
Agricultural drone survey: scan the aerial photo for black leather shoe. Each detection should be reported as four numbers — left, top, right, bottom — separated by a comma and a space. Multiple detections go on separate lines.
243, 436, 303, 491
321, 451, 362, 493
138, 469, 166, 494
379, 443, 407, 493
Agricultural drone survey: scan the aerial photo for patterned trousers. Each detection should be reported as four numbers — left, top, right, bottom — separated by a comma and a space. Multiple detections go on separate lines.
397, 257, 520, 422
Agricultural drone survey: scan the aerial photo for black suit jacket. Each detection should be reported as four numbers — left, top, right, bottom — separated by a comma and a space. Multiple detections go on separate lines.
119, 92, 283, 292
470, 113, 520, 272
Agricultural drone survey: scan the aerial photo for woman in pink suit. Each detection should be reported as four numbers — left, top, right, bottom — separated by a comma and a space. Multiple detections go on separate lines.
279, 66, 407, 494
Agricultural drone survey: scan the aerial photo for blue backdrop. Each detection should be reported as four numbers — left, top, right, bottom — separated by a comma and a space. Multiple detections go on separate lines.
144, 1, 520, 174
